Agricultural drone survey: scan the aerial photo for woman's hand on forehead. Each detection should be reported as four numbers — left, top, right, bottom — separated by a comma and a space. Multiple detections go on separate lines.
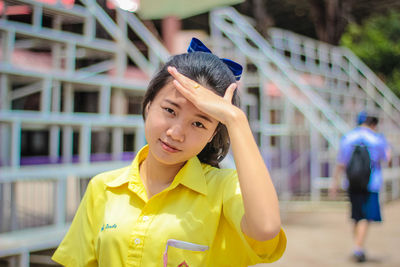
167, 66, 240, 126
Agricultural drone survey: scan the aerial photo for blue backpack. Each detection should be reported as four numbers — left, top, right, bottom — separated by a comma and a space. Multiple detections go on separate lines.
346, 144, 371, 193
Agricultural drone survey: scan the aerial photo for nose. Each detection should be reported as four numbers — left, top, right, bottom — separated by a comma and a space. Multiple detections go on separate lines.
166, 123, 185, 142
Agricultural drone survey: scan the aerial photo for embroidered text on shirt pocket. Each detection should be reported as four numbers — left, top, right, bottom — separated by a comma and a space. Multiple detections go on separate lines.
163, 239, 209, 267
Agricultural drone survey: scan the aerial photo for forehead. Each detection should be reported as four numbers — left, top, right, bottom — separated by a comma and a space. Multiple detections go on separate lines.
154, 81, 202, 111
154, 81, 183, 100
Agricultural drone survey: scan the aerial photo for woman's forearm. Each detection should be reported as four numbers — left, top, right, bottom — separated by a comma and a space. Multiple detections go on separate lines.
225, 109, 281, 241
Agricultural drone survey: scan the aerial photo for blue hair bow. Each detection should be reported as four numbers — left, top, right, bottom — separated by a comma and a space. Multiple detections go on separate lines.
187, 38, 243, 81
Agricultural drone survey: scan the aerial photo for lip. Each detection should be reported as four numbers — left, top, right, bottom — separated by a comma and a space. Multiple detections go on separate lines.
160, 139, 181, 153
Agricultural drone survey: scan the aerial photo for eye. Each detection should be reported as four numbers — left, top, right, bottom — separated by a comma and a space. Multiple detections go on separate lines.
193, 121, 205, 128
163, 107, 175, 115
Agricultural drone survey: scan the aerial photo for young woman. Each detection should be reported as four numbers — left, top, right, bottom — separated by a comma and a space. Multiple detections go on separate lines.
52, 38, 286, 266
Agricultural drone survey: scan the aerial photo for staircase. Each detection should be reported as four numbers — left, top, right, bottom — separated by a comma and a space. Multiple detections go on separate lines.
268, 27, 400, 143
210, 7, 400, 200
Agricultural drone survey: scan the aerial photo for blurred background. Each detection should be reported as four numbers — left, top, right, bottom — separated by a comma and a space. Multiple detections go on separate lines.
0, 0, 399, 266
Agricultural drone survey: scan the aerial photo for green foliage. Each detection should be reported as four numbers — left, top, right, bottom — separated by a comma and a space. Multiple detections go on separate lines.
341, 11, 400, 97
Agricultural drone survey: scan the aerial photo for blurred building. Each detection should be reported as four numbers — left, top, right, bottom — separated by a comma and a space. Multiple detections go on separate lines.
0, 0, 399, 266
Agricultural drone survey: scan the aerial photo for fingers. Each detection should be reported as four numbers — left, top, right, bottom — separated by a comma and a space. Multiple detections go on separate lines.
168, 66, 237, 103
172, 79, 195, 101
168, 66, 198, 91
224, 83, 237, 102
168, 66, 239, 124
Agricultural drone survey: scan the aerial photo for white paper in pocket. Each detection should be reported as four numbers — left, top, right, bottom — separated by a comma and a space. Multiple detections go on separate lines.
163, 239, 209, 267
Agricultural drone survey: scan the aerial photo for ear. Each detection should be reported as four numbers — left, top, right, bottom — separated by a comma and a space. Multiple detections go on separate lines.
144, 102, 151, 117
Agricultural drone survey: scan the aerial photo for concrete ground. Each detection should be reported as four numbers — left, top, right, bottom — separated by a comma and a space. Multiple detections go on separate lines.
256, 200, 400, 267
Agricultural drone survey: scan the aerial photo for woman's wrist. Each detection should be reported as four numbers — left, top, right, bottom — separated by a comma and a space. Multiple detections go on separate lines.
223, 106, 247, 128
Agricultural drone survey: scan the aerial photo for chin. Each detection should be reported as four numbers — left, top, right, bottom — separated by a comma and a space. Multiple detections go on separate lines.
150, 148, 186, 166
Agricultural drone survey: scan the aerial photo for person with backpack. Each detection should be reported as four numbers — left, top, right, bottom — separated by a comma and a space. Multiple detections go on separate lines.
330, 112, 391, 263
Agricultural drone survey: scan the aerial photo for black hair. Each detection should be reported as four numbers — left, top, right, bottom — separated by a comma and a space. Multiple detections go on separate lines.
142, 52, 240, 167
364, 116, 379, 127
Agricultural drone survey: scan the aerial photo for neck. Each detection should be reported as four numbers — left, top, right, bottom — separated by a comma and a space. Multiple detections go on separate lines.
139, 152, 185, 199
360, 124, 376, 131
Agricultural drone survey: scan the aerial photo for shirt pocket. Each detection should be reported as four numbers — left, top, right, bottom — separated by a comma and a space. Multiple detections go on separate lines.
163, 239, 209, 267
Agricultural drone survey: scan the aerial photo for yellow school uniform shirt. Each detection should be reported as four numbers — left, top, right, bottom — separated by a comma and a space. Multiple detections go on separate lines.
52, 145, 286, 266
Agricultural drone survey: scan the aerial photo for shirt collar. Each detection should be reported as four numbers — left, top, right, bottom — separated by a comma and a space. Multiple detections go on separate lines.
171, 156, 208, 195
104, 145, 147, 188
105, 145, 208, 196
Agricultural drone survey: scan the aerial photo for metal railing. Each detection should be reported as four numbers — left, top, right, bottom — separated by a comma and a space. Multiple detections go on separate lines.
0, 0, 170, 264
211, 7, 350, 147
268, 28, 400, 141
210, 7, 400, 202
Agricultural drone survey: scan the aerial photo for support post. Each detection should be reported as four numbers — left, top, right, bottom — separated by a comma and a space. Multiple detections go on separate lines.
54, 178, 67, 226
84, 15, 95, 42
79, 125, 91, 164
32, 4, 43, 30
41, 79, 52, 113
99, 85, 111, 115
50, 126, 60, 164
62, 126, 73, 163
11, 121, 21, 168
2, 30, 15, 63
52, 15, 63, 71
63, 83, 73, 113
0, 74, 10, 166
310, 126, 321, 201
52, 80, 61, 112
66, 42, 76, 74
0, 74, 9, 110
112, 127, 123, 161
116, 11, 127, 78
19, 251, 30, 267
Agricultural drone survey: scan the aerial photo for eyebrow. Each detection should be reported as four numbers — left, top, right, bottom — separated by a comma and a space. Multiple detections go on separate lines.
164, 99, 213, 123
